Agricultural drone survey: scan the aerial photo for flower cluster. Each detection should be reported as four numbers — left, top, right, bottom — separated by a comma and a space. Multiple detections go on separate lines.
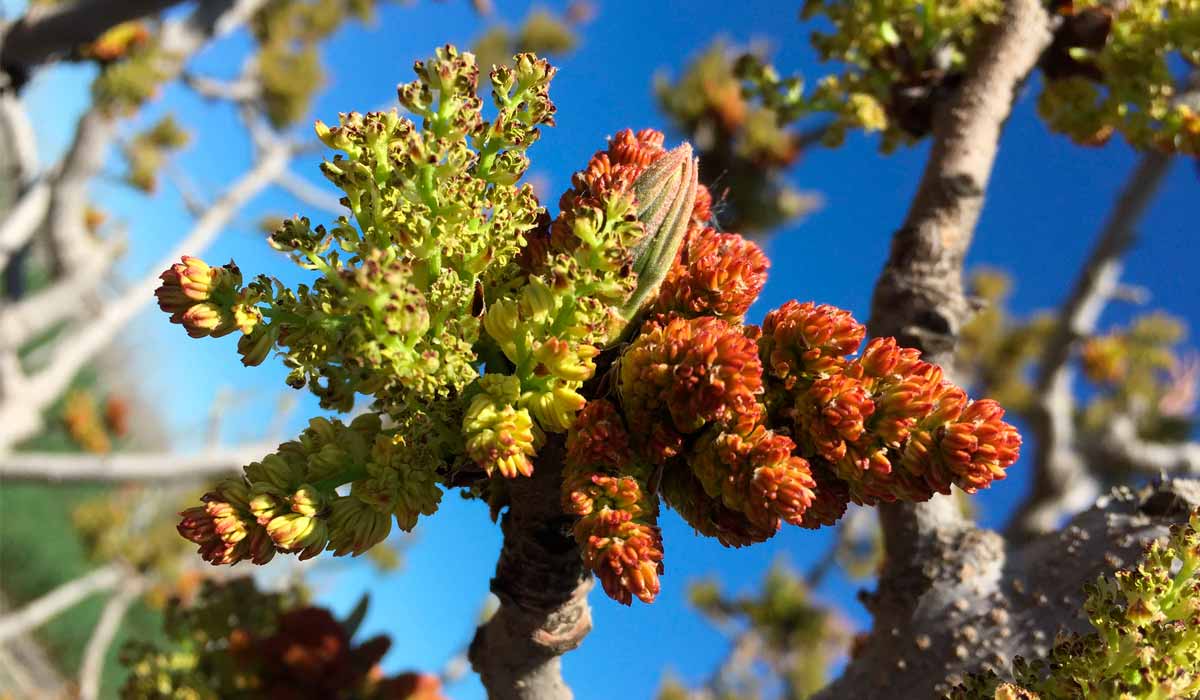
950, 511, 1200, 699
121, 578, 447, 700
655, 42, 819, 234
1039, 0, 1200, 155
801, 0, 1002, 149
788, 0, 1200, 154
562, 400, 664, 605
160, 48, 1019, 610
177, 413, 444, 566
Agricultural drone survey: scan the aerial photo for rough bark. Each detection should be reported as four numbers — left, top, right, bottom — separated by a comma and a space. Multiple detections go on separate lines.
469, 439, 593, 700
816, 478, 1200, 699
819, 2, 1054, 697
865, 0, 1053, 612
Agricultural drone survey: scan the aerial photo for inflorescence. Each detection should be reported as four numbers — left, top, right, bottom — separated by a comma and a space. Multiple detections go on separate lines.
158, 45, 1020, 606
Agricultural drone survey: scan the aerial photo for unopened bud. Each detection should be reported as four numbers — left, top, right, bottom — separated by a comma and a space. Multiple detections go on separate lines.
621, 143, 698, 323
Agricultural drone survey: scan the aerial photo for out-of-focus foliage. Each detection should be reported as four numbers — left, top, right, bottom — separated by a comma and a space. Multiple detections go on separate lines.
120, 578, 447, 699
802, 0, 1002, 150
656, 42, 820, 235
657, 563, 849, 700
471, 3, 590, 75
1039, 0, 1200, 154
958, 269, 1197, 471
250, 0, 377, 128
60, 389, 132, 454
950, 511, 1200, 699
121, 115, 190, 193
723, 1, 1200, 155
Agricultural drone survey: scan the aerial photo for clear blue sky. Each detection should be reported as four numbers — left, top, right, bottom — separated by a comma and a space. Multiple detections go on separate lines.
22, 1, 1198, 697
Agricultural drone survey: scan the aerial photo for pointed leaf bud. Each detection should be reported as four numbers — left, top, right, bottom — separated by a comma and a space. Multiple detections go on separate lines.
620, 143, 698, 323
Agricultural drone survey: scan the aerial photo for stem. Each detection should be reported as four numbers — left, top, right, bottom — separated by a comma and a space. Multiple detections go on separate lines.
468, 438, 593, 700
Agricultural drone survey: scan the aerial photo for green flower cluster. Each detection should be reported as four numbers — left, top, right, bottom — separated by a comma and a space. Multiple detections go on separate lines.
163, 47, 703, 566
122, 114, 190, 193
786, 0, 1200, 154
178, 413, 447, 566
801, 0, 1001, 150
950, 511, 1200, 699
1039, 0, 1200, 155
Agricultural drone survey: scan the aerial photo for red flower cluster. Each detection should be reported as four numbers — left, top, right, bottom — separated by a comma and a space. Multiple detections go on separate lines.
234, 606, 446, 699
620, 315, 765, 447
562, 401, 664, 605
777, 329, 1022, 505
177, 479, 275, 566
654, 226, 770, 319
551, 129, 1021, 607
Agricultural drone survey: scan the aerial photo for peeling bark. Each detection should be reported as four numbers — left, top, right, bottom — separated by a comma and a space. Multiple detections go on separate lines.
469, 439, 593, 700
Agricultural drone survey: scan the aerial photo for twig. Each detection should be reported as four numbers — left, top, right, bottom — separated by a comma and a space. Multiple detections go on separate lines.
276, 170, 346, 217
0, 232, 126, 350
1007, 151, 1174, 541
1088, 414, 1200, 475
0, 139, 293, 452
0, 443, 271, 481
0, 563, 123, 643
77, 575, 147, 700
0, 0, 185, 81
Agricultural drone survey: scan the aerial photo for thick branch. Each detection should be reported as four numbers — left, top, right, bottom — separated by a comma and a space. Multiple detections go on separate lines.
1087, 415, 1200, 475
0, 563, 122, 643
468, 440, 593, 700
78, 575, 146, 700
1007, 151, 1173, 541
867, 0, 1052, 595
0, 0, 186, 80
0, 443, 268, 481
816, 478, 1200, 700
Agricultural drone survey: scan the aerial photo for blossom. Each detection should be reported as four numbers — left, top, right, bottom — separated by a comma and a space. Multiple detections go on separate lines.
654, 227, 769, 320
689, 426, 815, 529
759, 300, 865, 386
463, 375, 540, 478
565, 400, 631, 470
620, 314, 765, 442
327, 496, 393, 557
576, 507, 664, 605
155, 256, 245, 338
798, 463, 851, 529
660, 466, 778, 547
177, 479, 274, 566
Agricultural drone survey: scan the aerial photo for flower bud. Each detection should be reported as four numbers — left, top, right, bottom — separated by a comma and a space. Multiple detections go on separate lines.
620, 143, 699, 322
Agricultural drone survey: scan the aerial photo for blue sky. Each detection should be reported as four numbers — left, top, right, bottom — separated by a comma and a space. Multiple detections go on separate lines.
19, 1, 1199, 697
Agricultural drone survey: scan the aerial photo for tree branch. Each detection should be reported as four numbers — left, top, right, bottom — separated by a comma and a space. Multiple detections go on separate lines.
816, 478, 1200, 700
468, 439, 593, 700
0, 443, 269, 481
1087, 414, 1200, 476
0, 563, 122, 643
0, 139, 292, 452
77, 575, 146, 700
0, 231, 125, 350
1007, 150, 1174, 541
0, 0, 186, 82
866, 0, 1052, 600
276, 170, 345, 217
